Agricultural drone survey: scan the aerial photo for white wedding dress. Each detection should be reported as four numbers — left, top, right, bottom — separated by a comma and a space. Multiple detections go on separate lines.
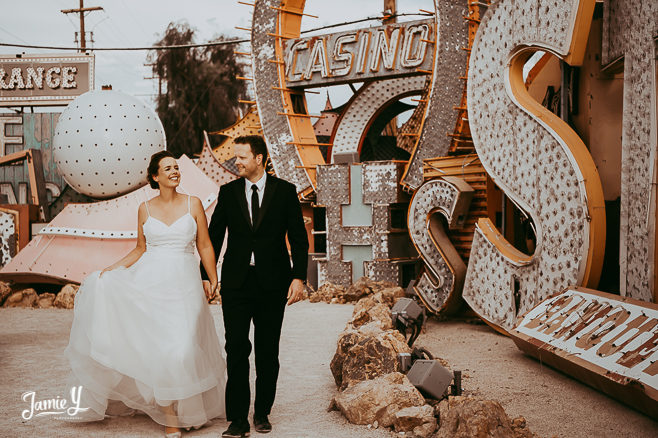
63, 195, 226, 427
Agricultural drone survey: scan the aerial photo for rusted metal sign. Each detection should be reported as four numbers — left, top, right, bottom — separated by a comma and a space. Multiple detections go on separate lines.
283, 19, 434, 87
0, 54, 94, 106
511, 286, 658, 418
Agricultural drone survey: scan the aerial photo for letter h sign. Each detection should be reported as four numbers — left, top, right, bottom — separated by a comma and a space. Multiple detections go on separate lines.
315, 161, 414, 287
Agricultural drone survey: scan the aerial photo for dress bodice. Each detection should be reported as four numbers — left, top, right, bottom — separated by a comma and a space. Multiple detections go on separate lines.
142, 197, 197, 254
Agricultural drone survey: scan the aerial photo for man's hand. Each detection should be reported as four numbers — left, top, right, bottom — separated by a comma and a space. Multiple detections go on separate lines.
203, 280, 218, 301
287, 279, 305, 306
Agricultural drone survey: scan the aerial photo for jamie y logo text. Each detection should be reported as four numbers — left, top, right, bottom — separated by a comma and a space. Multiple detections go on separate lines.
21, 385, 89, 420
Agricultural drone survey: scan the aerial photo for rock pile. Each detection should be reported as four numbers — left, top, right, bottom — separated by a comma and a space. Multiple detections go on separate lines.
327, 277, 540, 438
309, 276, 400, 304
0, 281, 79, 309
328, 278, 438, 437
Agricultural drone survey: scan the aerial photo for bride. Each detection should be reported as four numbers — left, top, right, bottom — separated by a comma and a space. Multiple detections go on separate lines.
62, 150, 226, 437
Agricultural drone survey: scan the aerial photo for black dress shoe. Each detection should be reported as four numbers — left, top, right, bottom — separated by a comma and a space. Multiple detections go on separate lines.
253, 415, 272, 433
222, 420, 250, 437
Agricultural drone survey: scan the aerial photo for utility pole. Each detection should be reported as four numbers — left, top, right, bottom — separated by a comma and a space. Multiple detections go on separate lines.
61, 0, 103, 52
144, 62, 162, 100
383, 0, 397, 25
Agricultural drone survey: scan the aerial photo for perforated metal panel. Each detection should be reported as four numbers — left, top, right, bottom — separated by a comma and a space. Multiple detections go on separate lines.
316, 161, 409, 286
52, 90, 165, 199
210, 108, 263, 164
408, 177, 473, 314
330, 76, 426, 162
0, 209, 17, 268
197, 131, 238, 187
602, 0, 658, 302
401, 0, 469, 190
463, 0, 606, 332
251, 0, 315, 193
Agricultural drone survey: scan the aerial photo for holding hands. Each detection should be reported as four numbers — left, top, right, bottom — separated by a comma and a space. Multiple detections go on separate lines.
202, 280, 219, 302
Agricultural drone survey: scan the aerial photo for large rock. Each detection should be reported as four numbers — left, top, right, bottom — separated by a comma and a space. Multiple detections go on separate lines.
330, 328, 411, 390
309, 282, 345, 303
377, 287, 406, 308
54, 284, 79, 309
332, 372, 425, 427
342, 277, 396, 303
3, 288, 37, 307
394, 405, 437, 438
37, 292, 57, 308
0, 281, 12, 306
349, 302, 393, 330
436, 396, 539, 438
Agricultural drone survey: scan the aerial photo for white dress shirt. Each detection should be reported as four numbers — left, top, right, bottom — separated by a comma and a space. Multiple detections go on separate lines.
245, 172, 266, 265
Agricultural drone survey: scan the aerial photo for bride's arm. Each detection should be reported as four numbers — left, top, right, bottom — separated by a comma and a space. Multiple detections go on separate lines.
192, 197, 218, 292
100, 203, 148, 276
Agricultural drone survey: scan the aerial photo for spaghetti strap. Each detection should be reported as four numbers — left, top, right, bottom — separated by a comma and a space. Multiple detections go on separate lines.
187, 195, 191, 213
144, 200, 151, 217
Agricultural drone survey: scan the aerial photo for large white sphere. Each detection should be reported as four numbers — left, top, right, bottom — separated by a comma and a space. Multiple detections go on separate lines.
53, 90, 166, 198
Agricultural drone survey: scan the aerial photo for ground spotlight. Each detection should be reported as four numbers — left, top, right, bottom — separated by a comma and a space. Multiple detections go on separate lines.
391, 297, 425, 347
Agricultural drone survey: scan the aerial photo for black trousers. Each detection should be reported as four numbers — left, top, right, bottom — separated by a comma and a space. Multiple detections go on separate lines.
221, 266, 287, 422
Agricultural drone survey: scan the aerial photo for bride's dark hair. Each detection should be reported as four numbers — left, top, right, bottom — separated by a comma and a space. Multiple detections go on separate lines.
147, 150, 176, 189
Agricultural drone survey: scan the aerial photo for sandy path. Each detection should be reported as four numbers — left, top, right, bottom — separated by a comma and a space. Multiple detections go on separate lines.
1, 303, 656, 437
0, 303, 393, 438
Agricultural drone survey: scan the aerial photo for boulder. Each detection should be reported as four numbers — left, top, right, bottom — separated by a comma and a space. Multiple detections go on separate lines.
3, 288, 37, 308
54, 284, 79, 309
436, 396, 539, 438
378, 286, 406, 308
0, 281, 12, 306
349, 302, 393, 330
394, 405, 437, 438
343, 277, 395, 302
310, 282, 345, 303
330, 328, 411, 390
332, 372, 425, 427
353, 296, 377, 313
37, 292, 57, 308
511, 416, 538, 438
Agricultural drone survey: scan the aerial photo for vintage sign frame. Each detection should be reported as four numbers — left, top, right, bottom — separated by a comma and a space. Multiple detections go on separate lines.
512, 286, 658, 418
283, 18, 434, 88
0, 54, 94, 107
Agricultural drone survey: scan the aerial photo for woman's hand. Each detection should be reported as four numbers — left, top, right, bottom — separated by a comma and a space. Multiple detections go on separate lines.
203, 280, 219, 301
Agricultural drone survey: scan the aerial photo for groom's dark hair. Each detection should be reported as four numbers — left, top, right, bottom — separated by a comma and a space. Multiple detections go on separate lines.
235, 135, 268, 167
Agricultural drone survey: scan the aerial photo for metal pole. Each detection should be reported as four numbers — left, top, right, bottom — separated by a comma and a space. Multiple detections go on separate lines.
79, 0, 85, 51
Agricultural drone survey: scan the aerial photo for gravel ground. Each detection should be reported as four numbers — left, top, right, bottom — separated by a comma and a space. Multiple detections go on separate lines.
415, 319, 658, 438
0, 302, 394, 438
1, 303, 656, 438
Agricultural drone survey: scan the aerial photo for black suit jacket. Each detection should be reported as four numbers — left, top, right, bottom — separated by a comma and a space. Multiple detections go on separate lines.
201, 174, 309, 292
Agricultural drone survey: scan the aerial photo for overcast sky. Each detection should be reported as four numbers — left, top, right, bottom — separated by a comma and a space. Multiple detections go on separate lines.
1, 0, 431, 114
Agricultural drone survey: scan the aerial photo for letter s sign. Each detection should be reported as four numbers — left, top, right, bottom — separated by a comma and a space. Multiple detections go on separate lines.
463, 0, 607, 332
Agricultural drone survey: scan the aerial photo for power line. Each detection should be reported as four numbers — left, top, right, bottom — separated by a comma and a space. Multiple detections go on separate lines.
0, 13, 431, 52
0, 25, 29, 44
0, 39, 249, 51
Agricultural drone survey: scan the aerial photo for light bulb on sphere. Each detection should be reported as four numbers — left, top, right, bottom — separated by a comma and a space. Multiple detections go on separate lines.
53, 90, 166, 199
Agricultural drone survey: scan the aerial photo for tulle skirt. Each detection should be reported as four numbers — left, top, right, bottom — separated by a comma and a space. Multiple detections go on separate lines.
62, 250, 226, 427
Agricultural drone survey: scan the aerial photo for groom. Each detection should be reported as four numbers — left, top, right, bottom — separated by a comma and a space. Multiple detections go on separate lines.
201, 135, 309, 437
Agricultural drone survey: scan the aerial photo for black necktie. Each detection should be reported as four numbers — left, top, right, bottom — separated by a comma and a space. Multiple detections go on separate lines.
251, 184, 259, 226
